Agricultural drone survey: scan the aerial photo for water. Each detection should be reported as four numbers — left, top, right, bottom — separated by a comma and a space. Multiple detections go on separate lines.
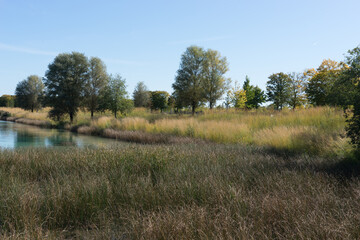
0, 120, 117, 149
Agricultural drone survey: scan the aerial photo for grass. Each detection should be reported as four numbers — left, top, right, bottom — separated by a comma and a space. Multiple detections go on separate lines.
0, 143, 359, 239
0, 106, 350, 156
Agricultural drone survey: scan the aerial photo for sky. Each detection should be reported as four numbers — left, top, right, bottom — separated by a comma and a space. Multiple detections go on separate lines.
0, 0, 359, 98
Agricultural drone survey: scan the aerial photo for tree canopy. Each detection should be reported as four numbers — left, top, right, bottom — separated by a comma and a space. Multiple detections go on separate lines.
201, 49, 229, 109
173, 46, 205, 115
15, 75, 44, 112
133, 81, 150, 108
85, 57, 109, 118
266, 72, 291, 110
44, 52, 89, 122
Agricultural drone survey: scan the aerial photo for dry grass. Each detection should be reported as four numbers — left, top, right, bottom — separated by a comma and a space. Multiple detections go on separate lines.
0, 144, 359, 239
0, 106, 349, 155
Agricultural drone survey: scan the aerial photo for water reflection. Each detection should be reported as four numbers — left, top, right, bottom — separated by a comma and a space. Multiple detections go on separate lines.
0, 120, 116, 149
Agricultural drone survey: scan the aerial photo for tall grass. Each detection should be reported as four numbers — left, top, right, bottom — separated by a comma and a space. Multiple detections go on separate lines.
0, 143, 359, 239
0, 107, 349, 155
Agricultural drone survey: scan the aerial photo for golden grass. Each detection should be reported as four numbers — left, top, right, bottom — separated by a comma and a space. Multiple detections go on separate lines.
0, 106, 349, 155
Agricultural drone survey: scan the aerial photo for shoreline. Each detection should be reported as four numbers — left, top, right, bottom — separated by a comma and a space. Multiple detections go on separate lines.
0, 110, 197, 145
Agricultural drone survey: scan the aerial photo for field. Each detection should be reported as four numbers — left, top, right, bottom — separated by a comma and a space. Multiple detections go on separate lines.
0, 107, 350, 156
0, 143, 359, 239
0, 107, 359, 239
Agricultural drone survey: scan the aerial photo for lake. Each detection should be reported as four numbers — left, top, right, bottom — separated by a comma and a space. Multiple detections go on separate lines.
0, 120, 117, 149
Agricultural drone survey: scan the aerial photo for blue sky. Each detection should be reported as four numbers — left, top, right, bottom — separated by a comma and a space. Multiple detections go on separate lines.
0, 0, 359, 98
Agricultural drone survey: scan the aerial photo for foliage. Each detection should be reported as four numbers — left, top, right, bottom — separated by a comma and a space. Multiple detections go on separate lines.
150, 91, 169, 112
0, 95, 16, 107
15, 75, 44, 112
288, 72, 307, 109
266, 72, 291, 110
105, 74, 128, 118
118, 98, 134, 116
85, 57, 109, 118
44, 52, 89, 123
344, 47, 360, 149
133, 81, 150, 107
305, 59, 345, 106
201, 49, 229, 109
173, 46, 205, 114
242, 76, 266, 109
232, 89, 247, 109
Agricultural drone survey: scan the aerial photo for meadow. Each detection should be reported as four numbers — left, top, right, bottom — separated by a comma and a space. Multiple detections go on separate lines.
0, 106, 358, 239
0, 106, 350, 156
0, 143, 359, 239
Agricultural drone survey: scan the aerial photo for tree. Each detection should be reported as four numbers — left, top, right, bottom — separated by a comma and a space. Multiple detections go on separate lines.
118, 99, 134, 116
232, 89, 247, 109
106, 74, 128, 118
0, 95, 16, 107
44, 52, 89, 123
15, 75, 44, 112
173, 46, 205, 115
85, 57, 109, 118
243, 76, 254, 109
133, 81, 150, 107
226, 80, 247, 109
305, 59, 344, 106
288, 72, 306, 110
201, 49, 229, 109
150, 91, 169, 112
344, 47, 360, 149
266, 72, 291, 110
252, 86, 266, 109
242, 76, 266, 109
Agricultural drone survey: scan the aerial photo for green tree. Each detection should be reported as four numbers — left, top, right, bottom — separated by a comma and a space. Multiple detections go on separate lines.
150, 91, 169, 112
201, 49, 229, 109
44, 52, 89, 123
344, 47, 360, 149
0, 95, 16, 107
85, 57, 109, 118
118, 99, 134, 116
106, 74, 128, 118
252, 86, 266, 109
242, 76, 266, 109
173, 46, 205, 115
288, 72, 307, 110
15, 75, 44, 112
305, 59, 344, 106
133, 81, 150, 107
266, 72, 291, 110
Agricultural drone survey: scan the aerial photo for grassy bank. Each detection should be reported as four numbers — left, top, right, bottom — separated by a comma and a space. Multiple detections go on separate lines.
0, 107, 350, 155
0, 143, 359, 239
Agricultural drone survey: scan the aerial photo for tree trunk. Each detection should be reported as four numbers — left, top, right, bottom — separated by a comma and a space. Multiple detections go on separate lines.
91, 110, 94, 118
192, 104, 195, 115
70, 112, 74, 123
114, 111, 117, 119
209, 101, 213, 109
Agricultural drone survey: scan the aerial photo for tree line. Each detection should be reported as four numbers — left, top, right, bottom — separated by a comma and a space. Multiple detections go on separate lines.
8, 46, 360, 149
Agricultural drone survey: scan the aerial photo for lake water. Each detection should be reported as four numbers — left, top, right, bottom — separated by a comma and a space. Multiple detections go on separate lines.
0, 120, 117, 149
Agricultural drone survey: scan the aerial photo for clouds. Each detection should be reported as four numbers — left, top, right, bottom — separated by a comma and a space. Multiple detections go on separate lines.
0, 42, 58, 56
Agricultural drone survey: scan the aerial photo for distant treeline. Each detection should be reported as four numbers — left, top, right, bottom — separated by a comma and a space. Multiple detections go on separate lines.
5, 45, 360, 148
